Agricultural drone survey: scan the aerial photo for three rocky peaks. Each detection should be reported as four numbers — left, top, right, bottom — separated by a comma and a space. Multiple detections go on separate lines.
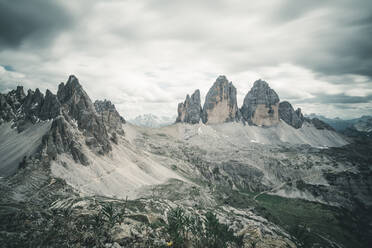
0, 74, 333, 168
176, 75, 331, 130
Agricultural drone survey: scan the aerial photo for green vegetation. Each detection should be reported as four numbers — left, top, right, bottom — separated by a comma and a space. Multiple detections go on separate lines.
255, 194, 367, 248
165, 207, 243, 248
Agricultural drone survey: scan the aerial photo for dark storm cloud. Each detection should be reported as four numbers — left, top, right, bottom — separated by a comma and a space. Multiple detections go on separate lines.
0, 0, 72, 49
296, 93, 372, 104
276, 0, 372, 78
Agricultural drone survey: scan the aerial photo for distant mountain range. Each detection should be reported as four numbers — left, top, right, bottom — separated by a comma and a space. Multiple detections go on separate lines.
128, 114, 175, 128
305, 114, 372, 139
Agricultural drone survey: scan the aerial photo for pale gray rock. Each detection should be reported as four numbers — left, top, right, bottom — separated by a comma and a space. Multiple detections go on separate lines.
241, 79, 280, 126
176, 89, 202, 124
94, 99, 125, 138
278, 101, 303, 129
201, 76, 241, 124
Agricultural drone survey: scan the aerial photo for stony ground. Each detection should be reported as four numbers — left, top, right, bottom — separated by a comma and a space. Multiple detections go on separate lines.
1, 122, 371, 247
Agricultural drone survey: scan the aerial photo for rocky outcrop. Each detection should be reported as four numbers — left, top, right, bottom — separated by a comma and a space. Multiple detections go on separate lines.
201, 76, 241, 124
241, 79, 280, 126
57, 75, 112, 154
278, 101, 304, 129
94, 100, 126, 142
306, 117, 335, 131
39, 89, 61, 121
0, 75, 130, 169
0, 86, 26, 124
176, 90, 202, 124
42, 116, 89, 165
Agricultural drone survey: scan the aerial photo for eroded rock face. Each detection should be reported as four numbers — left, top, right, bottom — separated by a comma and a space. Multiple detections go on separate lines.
42, 116, 89, 165
0, 75, 129, 169
176, 89, 202, 124
201, 76, 241, 124
279, 101, 304, 129
0, 87, 25, 123
57, 75, 112, 154
94, 99, 126, 139
241, 79, 280, 126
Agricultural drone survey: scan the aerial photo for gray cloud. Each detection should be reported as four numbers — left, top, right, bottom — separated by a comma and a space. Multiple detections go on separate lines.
295, 93, 372, 104
0, 0, 371, 119
0, 0, 72, 49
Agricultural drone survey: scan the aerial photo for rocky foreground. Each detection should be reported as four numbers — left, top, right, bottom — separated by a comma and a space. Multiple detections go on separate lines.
0, 75, 371, 248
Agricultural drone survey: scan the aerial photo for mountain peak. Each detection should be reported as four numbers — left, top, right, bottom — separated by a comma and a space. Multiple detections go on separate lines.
241, 80, 280, 126
201, 76, 241, 124
253, 79, 269, 88
176, 89, 202, 124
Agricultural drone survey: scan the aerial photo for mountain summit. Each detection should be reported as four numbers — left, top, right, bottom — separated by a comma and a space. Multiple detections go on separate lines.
201, 75, 241, 124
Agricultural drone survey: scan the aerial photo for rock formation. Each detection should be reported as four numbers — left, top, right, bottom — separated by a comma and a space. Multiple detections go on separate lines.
278, 101, 304, 129
42, 116, 89, 165
57, 75, 112, 154
176, 89, 202, 124
0, 75, 127, 167
201, 76, 241, 124
94, 99, 126, 143
305, 117, 335, 131
241, 79, 280, 126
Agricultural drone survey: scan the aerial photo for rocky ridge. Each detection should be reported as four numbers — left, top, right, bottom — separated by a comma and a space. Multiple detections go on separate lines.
278, 101, 304, 129
0, 75, 125, 167
176, 76, 331, 130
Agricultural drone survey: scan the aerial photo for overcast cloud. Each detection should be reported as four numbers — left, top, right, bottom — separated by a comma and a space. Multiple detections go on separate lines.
0, 0, 371, 119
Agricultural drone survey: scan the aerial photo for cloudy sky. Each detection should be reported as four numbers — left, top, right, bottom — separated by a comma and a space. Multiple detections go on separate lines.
1, 0, 371, 119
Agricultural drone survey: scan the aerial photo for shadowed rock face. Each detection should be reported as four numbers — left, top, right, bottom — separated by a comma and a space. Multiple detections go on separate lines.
202, 76, 241, 124
94, 99, 126, 143
176, 89, 202, 124
57, 75, 111, 154
42, 116, 89, 165
0, 85, 61, 131
241, 79, 280, 126
0, 86, 26, 124
279, 101, 304, 129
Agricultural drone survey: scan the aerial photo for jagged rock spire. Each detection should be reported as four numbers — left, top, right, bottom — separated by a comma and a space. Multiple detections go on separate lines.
176, 89, 202, 124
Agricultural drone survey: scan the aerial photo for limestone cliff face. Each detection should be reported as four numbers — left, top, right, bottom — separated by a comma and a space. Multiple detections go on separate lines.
176, 90, 202, 124
94, 99, 126, 143
279, 101, 304, 129
241, 79, 280, 126
57, 75, 112, 154
201, 76, 241, 124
